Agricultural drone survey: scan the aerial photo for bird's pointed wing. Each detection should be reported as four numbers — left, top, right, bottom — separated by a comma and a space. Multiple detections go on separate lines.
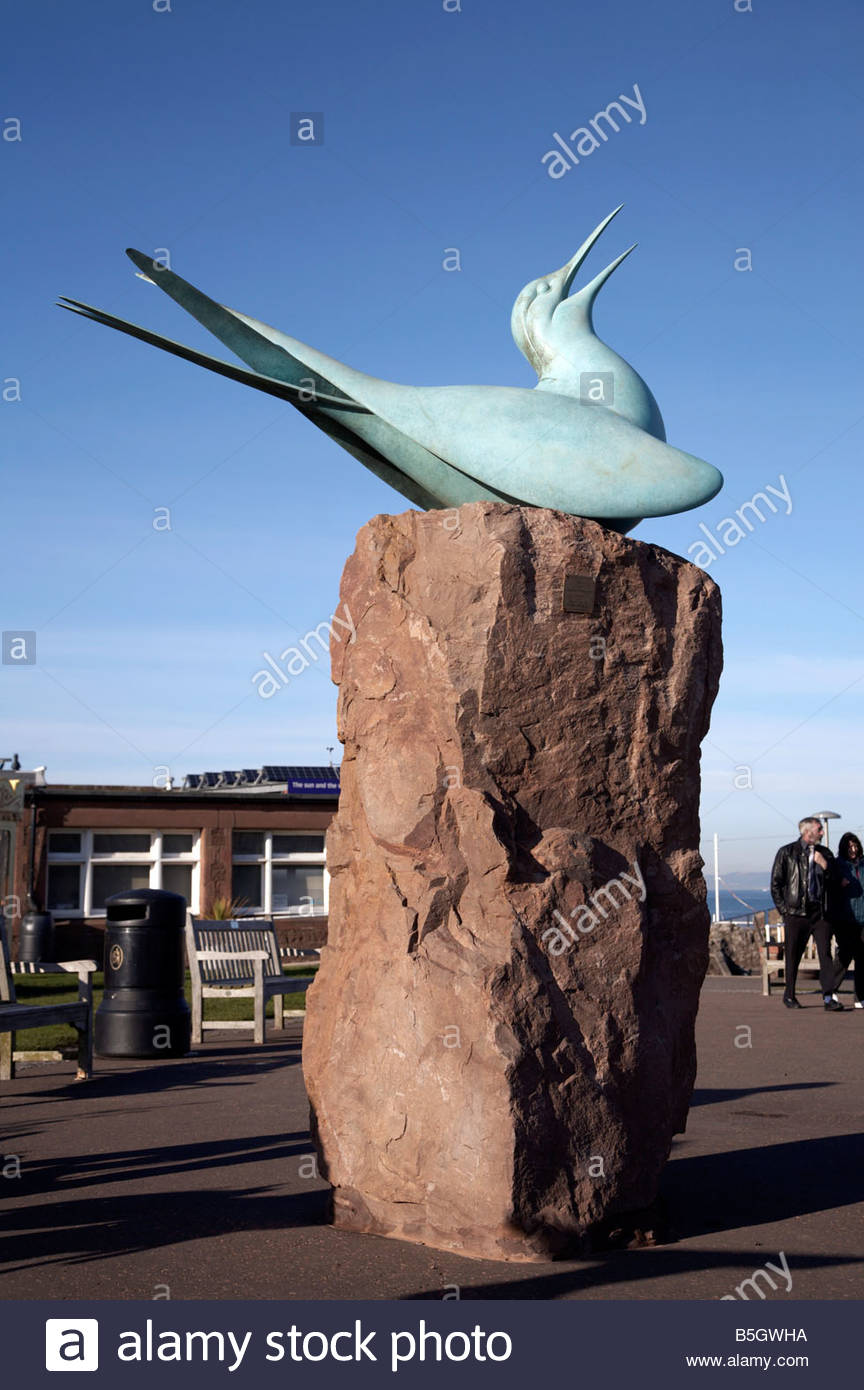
57, 298, 371, 412
63, 254, 533, 513
125, 249, 350, 402
58, 298, 449, 510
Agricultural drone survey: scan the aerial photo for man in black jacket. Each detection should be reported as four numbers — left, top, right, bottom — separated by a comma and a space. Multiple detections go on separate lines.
771, 817, 844, 1010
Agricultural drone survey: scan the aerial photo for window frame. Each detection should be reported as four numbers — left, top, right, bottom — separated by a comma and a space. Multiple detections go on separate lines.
46, 828, 200, 917
231, 829, 328, 917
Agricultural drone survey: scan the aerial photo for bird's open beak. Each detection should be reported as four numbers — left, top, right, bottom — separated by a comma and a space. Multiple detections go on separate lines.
548, 208, 636, 324
556, 204, 624, 300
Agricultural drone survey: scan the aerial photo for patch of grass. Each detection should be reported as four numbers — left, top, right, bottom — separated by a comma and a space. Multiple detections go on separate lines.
10, 965, 316, 1051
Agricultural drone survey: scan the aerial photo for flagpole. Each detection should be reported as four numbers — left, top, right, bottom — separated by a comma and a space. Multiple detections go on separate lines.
713, 832, 721, 923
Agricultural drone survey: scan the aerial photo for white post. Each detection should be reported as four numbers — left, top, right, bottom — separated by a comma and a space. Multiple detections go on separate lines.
713, 832, 721, 923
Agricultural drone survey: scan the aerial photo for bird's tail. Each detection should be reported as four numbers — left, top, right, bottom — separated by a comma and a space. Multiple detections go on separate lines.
57, 298, 369, 413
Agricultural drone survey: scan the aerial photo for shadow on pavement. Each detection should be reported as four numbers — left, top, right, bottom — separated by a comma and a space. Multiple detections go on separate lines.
3, 1126, 862, 1297
3, 1038, 302, 1109
0, 1182, 329, 1273
665, 1131, 864, 1238
399, 1248, 857, 1300
690, 1082, 833, 1107
11, 1132, 311, 1191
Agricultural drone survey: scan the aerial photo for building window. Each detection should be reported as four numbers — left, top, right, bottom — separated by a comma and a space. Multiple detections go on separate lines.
45, 830, 199, 916
231, 831, 327, 916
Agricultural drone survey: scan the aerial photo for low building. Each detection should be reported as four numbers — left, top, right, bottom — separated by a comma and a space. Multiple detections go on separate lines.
8, 765, 339, 960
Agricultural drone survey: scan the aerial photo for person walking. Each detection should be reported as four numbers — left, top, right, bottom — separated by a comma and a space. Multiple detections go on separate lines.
830, 831, 864, 1009
770, 817, 844, 1010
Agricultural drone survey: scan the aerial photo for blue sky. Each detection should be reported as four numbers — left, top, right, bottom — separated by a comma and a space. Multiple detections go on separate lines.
3, 0, 863, 876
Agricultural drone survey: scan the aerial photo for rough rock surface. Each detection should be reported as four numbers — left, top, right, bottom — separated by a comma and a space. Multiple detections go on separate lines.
708, 924, 763, 975
302, 502, 722, 1262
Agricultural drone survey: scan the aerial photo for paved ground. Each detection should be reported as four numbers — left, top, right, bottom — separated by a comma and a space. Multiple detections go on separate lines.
1, 978, 862, 1301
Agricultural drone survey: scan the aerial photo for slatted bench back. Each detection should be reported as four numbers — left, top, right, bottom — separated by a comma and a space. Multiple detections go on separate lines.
190, 922, 282, 987
0, 918, 16, 1005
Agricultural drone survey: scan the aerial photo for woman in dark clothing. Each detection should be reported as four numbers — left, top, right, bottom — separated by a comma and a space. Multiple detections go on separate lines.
832, 832, 864, 1008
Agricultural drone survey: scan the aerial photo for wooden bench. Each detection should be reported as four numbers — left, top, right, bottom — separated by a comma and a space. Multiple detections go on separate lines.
0, 919, 96, 1081
185, 919, 316, 1046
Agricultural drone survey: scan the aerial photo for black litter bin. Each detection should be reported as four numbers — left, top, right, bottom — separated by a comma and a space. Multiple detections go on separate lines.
95, 888, 191, 1057
17, 912, 55, 963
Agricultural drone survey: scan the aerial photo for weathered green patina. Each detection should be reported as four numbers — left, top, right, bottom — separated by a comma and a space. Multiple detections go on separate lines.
60, 206, 722, 532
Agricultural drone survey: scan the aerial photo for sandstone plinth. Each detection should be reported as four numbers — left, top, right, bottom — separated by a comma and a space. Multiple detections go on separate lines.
302, 502, 722, 1262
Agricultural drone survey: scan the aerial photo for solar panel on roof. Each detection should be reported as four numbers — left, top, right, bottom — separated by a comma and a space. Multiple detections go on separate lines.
184, 764, 340, 789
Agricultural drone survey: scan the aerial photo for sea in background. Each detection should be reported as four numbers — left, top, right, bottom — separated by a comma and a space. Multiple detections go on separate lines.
703, 885, 774, 923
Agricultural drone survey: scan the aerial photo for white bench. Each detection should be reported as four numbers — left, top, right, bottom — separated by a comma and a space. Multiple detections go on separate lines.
0, 919, 96, 1081
185, 919, 315, 1045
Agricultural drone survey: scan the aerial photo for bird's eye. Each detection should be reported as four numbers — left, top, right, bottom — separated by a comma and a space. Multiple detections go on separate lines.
539, 283, 551, 293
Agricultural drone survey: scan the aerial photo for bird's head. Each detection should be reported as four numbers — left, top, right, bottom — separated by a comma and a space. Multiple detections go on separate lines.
511, 205, 635, 378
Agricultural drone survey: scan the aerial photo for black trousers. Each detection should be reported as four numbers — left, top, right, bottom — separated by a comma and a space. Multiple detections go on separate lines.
832, 922, 864, 1001
783, 914, 836, 997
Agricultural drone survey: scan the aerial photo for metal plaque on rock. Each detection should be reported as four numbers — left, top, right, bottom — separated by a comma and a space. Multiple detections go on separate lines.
563, 574, 596, 614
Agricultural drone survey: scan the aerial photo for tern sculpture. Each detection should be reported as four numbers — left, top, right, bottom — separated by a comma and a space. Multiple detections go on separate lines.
59, 206, 722, 533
